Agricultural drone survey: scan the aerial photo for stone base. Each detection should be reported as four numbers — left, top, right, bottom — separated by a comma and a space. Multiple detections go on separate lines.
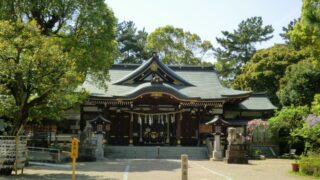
78, 145, 96, 162
224, 158, 248, 164
225, 144, 248, 164
211, 151, 222, 161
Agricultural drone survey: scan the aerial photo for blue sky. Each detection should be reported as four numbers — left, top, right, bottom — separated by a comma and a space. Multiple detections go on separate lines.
105, 0, 302, 61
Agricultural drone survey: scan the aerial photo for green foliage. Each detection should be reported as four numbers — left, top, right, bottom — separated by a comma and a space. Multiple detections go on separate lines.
0, 20, 86, 135
277, 59, 320, 106
293, 123, 320, 152
280, 18, 300, 45
0, 0, 117, 87
233, 44, 307, 105
214, 16, 274, 81
116, 21, 149, 64
269, 105, 309, 132
299, 152, 320, 177
289, 0, 320, 57
311, 94, 320, 116
147, 25, 213, 65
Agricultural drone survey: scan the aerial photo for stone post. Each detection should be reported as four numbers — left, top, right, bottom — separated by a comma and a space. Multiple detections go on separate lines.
95, 134, 104, 160
211, 134, 222, 160
181, 154, 188, 180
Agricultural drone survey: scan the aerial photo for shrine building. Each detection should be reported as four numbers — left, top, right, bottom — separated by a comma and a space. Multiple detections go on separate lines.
76, 54, 276, 146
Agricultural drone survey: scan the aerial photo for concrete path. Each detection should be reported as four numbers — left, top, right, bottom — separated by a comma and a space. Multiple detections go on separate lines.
2, 159, 314, 180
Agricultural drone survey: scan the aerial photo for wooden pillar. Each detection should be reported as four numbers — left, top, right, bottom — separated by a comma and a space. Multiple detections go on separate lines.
197, 110, 202, 146
166, 114, 170, 144
176, 112, 182, 145
80, 105, 84, 131
129, 113, 133, 145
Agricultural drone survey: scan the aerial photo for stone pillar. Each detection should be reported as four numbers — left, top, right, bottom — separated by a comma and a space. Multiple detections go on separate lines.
181, 154, 188, 180
211, 134, 222, 160
95, 134, 104, 160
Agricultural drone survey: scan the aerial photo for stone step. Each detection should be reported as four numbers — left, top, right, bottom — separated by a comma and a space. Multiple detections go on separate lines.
104, 146, 208, 159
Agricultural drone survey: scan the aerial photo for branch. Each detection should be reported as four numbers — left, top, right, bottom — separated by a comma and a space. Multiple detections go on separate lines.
27, 90, 51, 107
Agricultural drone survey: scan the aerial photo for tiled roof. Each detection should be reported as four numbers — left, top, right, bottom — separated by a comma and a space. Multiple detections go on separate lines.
225, 93, 277, 111
82, 56, 253, 101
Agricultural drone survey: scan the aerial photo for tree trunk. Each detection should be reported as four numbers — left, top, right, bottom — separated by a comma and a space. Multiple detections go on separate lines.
9, 106, 29, 136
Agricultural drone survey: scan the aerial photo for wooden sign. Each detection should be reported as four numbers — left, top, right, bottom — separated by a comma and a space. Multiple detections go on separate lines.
199, 124, 212, 133
71, 137, 80, 180
71, 138, 79, 159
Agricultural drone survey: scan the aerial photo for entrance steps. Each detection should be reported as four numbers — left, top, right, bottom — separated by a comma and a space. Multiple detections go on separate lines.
104, 146, 208, 160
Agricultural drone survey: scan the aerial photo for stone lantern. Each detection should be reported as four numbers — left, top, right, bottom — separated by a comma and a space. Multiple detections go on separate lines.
89, 114, 111, 160
89, 114, 111, 134
206, 115, 230, 160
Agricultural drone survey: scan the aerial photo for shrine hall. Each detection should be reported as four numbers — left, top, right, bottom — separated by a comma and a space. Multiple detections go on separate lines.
77, 54, 276, 146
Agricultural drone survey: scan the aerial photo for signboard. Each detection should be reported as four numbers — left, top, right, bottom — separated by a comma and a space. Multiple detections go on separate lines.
71, 138, 79, 159
71, 137, 79, 180
199, 124, 212, 133
212, 108, 223, 114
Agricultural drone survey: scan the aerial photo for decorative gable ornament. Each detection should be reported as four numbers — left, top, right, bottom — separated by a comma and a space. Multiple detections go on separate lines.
113, 53, 194, 86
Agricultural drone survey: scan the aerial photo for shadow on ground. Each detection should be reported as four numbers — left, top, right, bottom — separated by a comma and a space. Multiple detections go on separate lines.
3, 173, 118, 180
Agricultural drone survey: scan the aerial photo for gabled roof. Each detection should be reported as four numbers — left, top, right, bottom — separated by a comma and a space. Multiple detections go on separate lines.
89, 114, 111, 124
82, 56, 252, 101
224, 93, 277, 111
113, 54, 194, 86
206, 115, 230, 125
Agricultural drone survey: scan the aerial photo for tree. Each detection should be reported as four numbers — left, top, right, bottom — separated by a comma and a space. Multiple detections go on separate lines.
292, 113, 320, 152
279, 18, 300, 45
147, 25, 213, 65
277, 59, 320, 106
311, 94, 320, 116
116, 21, 149, 64
0, 20, 85, 137
288, 0, 320, 56
0, 0, 117, 87
269, 105, 309, 132
214, 16, 274, 81
233, 44, 307, 105
269, 105, 309, 154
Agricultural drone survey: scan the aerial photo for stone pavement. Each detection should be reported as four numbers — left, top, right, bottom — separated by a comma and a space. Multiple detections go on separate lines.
1, 159, 314, 180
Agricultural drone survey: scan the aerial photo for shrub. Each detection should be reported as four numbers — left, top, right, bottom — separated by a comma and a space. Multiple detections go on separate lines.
299, 152, 320, 177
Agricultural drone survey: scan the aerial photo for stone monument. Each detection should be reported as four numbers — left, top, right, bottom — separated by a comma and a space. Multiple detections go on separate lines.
78, 121, 96, 161
225, 127, 248, 164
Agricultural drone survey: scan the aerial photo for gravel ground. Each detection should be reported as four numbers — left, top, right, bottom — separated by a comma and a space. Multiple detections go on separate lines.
1, 159, 315, 180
